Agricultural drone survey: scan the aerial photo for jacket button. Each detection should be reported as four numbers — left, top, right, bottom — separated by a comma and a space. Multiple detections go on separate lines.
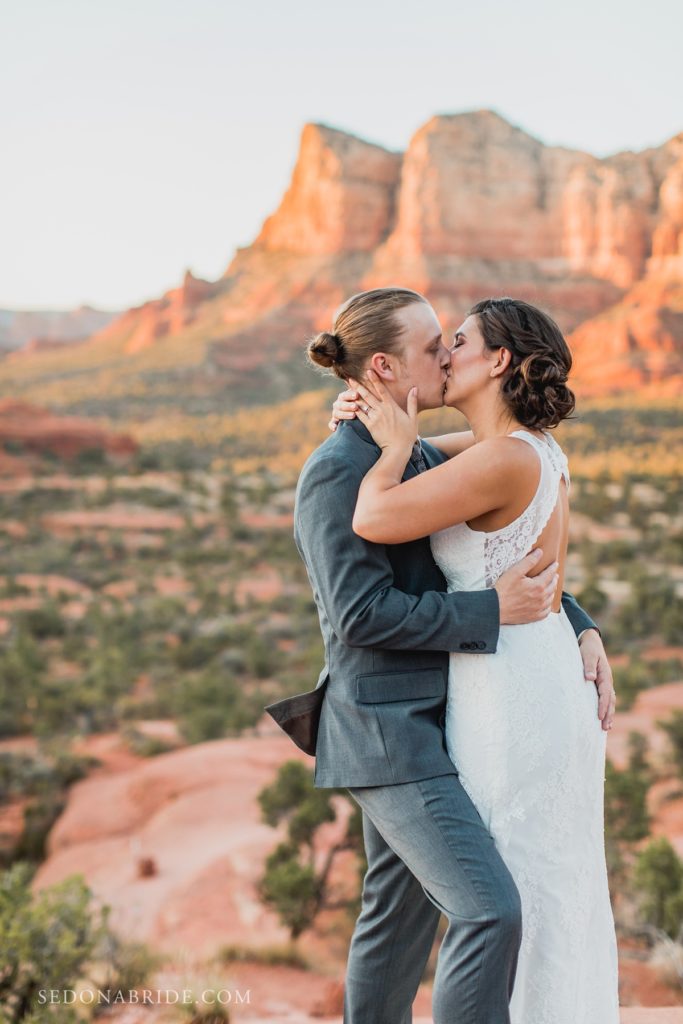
459, 642, 468, 650
477, 641, 486, 650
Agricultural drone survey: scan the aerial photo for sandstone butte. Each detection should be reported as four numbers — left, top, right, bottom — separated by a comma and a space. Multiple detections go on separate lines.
26, 674, 683, 1022
2, 110, 681, 404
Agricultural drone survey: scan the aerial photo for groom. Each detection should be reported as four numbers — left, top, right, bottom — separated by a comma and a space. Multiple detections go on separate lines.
266, 288, 613, 1023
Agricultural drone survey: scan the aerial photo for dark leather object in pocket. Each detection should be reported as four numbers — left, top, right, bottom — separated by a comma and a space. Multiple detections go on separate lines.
265, 677, 328, 756
355, 668, 446, 704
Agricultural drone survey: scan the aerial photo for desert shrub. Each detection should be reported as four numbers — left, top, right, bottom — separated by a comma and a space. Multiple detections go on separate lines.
219, 943, 308, 969
173, 633, 227, 670
0, 631, 45, 737
172, 669, 262, 743
173, 968, 233, 1022
616, 569, 683, 643
76, 645, 133, 729
0, 754, 45, 803
614, 658, 683, 711
658, 710, 683, 779
94, 933, 161, 997
0, 863, 107, 1022
121, 726, 177, 758
613, 660, 651, 711
604, 734, 652, 889
649, 936, 683, 989
245, 634, 276, 679
576, 578, 609, 618
633, 837, 683, 938
73, 447, 108, 472
12, 793, 66, 864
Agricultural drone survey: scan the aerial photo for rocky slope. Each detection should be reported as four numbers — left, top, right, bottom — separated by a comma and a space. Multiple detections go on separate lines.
32, 729, 358, 976
0, 111, 681, 416
28, 702, 683, 1017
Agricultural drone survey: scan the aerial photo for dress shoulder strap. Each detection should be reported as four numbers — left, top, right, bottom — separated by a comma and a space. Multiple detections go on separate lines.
481, 430, 571, 586
507, 429, 570, 491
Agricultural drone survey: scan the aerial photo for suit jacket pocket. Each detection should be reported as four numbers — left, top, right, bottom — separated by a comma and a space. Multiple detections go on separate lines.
355, 668, 446, 704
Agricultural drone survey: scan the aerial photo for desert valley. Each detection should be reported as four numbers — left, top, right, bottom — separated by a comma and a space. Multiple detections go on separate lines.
1, 110, 682, 1022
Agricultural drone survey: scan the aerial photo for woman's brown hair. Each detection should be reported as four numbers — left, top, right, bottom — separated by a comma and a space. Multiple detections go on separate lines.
307, 287, 428, 381
470, 297, 576, 430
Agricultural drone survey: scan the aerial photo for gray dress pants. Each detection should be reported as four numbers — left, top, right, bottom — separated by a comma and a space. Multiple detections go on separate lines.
345, 773, 522, 1024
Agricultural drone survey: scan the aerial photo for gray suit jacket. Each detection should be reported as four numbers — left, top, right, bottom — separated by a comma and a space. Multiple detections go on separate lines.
265, 419, 597, 788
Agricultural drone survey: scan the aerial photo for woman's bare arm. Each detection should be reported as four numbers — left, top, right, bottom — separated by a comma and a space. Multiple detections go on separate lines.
423, 430, 476, 458
353, 435, 529, 543
348, 377, 537, 544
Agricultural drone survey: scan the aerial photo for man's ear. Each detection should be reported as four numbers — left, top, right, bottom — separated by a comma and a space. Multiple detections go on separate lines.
368, 352, 397, 381
490, 347, 512, 379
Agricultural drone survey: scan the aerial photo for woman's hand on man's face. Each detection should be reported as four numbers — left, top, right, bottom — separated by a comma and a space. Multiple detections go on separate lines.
349, 371, 418, 454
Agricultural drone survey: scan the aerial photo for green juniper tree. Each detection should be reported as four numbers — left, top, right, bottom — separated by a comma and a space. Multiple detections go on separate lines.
257, 761, 364, 940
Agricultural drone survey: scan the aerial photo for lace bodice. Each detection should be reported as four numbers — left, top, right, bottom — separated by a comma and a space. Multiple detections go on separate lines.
430, 429, 570, 590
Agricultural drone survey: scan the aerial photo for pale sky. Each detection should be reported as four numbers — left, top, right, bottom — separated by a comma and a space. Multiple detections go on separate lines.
2, 0, 682, 310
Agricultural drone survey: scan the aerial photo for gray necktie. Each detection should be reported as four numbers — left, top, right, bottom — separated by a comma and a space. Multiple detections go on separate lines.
410, 438, 428, 473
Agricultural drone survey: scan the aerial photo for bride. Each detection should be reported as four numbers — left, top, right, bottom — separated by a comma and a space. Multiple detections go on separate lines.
331, 296, 619, 1023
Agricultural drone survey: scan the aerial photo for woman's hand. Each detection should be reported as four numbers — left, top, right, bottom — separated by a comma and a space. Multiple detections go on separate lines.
350, 371, 418, 456
329, 387, 361, 432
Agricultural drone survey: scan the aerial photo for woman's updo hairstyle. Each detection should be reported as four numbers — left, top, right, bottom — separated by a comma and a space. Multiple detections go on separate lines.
470, 297, 576, 430
307, 287, 429, 381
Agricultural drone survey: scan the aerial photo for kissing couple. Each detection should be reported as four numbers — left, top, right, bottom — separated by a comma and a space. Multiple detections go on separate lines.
267, 287, 620, 1024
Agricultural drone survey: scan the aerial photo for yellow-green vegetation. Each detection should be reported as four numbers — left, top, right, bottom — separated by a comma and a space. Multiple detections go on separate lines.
633, 837, 683, 939
2, 402, 679, 775
0, 393, 681, 959
0, 863, 158, 1022
219, 943, 309, 969
127, 392, 683, 479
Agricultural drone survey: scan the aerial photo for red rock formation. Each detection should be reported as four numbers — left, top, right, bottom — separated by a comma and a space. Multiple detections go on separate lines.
2, 112, 682, 402
569, 277, 683, 396
373, 111, 588, 263
563, 137, 683, 288
111, 269, 220, 354
0, 399, 137, 461
32, 736, 331, 960
255, 123, 401, 254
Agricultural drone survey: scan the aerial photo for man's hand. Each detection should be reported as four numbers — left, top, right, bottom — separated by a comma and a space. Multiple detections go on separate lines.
495, 549, 558, 625
578, 629, 616, 731
329, 388, 360, 432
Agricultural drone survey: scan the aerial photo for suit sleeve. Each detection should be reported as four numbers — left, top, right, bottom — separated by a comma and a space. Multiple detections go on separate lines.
295, 452, 500, 652
561, 591, 599, 638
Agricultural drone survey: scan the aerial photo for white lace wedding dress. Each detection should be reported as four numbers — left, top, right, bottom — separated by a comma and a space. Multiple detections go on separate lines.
430, 429, 619, 1024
